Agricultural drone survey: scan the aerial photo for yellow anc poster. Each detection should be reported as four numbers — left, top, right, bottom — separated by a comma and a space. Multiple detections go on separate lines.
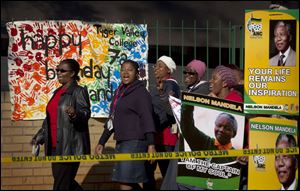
248, 117, 298, 190
244, 10, 299, 115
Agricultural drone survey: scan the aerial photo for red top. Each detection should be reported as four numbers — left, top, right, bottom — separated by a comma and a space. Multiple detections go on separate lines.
155, 127, 178, 146
46, 87, 66, 148
225, 90, 243, 103
155, 77, 179, 146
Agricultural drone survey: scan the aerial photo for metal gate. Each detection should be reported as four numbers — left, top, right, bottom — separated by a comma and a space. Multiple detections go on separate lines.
145, 19, 244, 86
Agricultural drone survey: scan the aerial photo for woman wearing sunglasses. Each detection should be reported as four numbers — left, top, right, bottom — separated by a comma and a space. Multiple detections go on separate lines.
183, 59, 210, 95
161, 59, 210, 190
31, 59, 91, 190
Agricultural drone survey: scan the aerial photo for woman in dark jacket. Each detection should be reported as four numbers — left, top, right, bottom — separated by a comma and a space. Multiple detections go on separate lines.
31, 59, 91, 190
95, 60, 156, 190
184, 59, 210, 94
161, 59, 210, 190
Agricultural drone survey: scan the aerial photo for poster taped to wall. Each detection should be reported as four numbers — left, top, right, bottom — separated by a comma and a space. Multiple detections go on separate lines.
248, 117, 298, 190
6, 20, 148, 120
244, 10, 299, 115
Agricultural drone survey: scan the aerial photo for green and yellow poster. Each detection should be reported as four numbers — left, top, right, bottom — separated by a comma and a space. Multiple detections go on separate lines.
244, 10, 299, 115
177, 92, 245, 190
248, 117, 298, 190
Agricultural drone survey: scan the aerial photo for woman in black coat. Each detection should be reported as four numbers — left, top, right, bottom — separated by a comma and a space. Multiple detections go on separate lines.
31, 59, 91, 190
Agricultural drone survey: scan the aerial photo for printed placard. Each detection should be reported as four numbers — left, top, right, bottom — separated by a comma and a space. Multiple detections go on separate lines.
244, 10, 299, 115
177, 92, 245, 190
248, 117, 298, 190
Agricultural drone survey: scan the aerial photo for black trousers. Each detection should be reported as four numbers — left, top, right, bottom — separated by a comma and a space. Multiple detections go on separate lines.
144, 145, 175, 190
52, 162, 83, 190
51, 149, 83, 190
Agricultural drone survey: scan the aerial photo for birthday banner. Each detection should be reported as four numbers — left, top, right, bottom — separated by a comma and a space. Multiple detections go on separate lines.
244, 10, 299, 115
6, 20, 148, 120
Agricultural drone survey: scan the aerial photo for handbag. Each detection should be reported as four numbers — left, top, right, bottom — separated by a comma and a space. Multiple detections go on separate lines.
32, 144, 40, 156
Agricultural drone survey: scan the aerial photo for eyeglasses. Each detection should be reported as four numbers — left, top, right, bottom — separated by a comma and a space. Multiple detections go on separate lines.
183, 71, 197, 75
55, 68, 72, 73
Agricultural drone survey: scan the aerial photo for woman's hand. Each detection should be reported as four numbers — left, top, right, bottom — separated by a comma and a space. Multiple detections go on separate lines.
95, 144, 104, 155
156, 78, 164, 94
30, 137, 37, 146
147, 145, 156, 164
65, 105, 76, 119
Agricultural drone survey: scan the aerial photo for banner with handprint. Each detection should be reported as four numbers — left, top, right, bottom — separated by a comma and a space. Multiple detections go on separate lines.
248, 117, 298, 190
6, 21, 148, 120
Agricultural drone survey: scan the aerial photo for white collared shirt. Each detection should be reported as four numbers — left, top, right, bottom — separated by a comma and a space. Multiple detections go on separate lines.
280, 178, 296, 190
279, 46, 291, 64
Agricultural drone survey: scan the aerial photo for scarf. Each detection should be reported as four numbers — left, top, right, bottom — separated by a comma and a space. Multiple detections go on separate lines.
214, 139, 232, 150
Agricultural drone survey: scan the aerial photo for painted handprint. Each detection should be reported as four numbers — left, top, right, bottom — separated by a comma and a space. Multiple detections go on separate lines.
12, 110, 26, 121
20, 24, 34, 32
23, 78, 33, 90
18, 50, 33, 59
10, 79, 21, 94
63, 45, 77, 58
67, 22, 79, 36
33, 83, 42, 91
20, 92, 36, 106
33, 22, 44, 35
32, 71, 46, 84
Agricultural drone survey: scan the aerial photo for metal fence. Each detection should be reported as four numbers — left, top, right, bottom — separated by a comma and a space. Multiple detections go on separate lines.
145, 20, 244, 88
149, 20, 244, 66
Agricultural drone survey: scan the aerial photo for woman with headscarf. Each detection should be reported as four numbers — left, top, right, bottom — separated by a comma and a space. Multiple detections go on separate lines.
223, 63, 244, 97
209, 65, 243, 103
209, 65, 249, 189
144, 55, 181, 190
184, 59, 210, 95
160, 59, 210, 190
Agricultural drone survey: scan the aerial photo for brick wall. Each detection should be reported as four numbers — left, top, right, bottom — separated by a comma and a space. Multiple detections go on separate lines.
1, 91, 163, 190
